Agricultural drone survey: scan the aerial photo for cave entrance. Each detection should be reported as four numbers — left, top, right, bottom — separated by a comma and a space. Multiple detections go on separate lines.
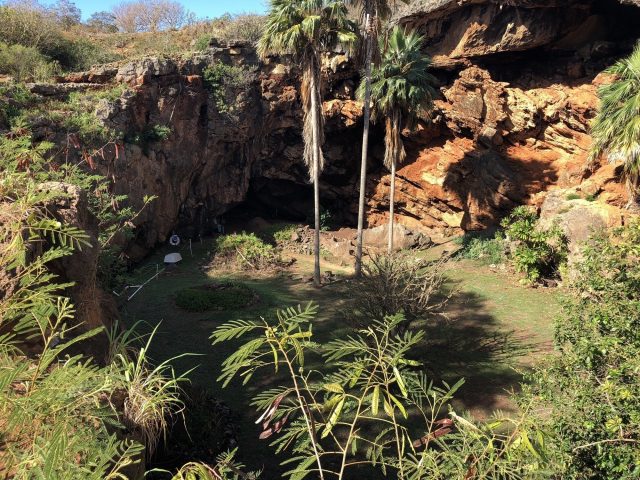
224, 175, 360, 233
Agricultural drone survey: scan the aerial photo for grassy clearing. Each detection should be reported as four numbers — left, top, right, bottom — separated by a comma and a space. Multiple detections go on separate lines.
121, 238, 560, 473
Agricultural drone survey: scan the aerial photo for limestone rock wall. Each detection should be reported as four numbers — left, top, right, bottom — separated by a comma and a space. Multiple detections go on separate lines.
49, 0, 640, 255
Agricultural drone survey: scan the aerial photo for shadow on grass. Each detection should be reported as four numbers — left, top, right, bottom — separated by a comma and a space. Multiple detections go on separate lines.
410, 281, 545, 416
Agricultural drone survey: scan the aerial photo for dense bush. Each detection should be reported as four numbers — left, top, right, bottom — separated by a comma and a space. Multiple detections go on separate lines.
175, 283, 256, 312
501, 206, 568, 284
0, 2, 115, 75
256, 222, 299, 245
527, 223, 640, 479
0, 41, 60, 81
214, 232, 280, 270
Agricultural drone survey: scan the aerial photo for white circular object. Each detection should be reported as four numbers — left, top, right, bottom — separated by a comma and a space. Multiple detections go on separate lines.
169, 234, 180, 246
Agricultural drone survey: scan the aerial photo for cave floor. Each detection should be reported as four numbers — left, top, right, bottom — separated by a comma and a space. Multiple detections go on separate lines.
120, 236, 560, 476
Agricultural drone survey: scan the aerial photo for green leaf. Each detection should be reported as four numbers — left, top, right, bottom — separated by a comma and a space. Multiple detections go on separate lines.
323, 383, 344, 394
321, 397, 344, 439
388, 392, 408, 419
371, 385, 380, 416
393, 366, 408, 397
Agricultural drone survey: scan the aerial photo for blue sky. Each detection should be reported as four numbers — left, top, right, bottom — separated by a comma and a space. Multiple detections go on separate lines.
48, 0, 268, 20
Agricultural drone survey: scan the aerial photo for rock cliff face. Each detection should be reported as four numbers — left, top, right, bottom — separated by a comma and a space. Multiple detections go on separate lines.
55, 0, 640, 255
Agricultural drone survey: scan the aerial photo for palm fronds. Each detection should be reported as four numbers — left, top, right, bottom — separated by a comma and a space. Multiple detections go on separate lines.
258, 0, 357, 180
590, 43, 640, 196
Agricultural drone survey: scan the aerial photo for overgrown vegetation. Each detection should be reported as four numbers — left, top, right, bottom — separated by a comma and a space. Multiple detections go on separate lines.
214, 232, 281, 270
0, 89, 155, 291
175, 283, 257, 312
501, 206, 568, 284
455, 207, 568, 284
258, 222, 300, 246
526, 222, 640, 479
0, 168, 181, 477
0, 1, 117, 79
203, 62, 254, 114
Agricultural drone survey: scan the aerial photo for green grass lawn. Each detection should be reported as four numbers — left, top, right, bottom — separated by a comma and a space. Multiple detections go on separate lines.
121, 238, 561, 475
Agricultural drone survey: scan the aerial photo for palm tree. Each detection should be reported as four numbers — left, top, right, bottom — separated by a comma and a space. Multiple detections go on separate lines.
258, 0, 356, 287
590, 43, 640, 206
349, 0, 406, 276
358, 26, 437, 253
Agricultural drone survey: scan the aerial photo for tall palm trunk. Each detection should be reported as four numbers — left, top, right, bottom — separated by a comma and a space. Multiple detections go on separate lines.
388, 157, 396, 254
310, 65, 322, 287
386, 110, 403, 254
354, 13, 373, 277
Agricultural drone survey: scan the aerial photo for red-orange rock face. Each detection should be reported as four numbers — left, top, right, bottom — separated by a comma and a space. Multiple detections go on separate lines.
39, 0, 640, 254
363, 66, 625, 237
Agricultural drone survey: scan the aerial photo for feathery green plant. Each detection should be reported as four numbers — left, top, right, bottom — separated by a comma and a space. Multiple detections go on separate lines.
0, 176, 144, 478
212, 304, 548, 479
590, 43, 640, 203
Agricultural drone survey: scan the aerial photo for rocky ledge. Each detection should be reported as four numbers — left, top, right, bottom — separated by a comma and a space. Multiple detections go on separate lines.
28, 0, 640, 257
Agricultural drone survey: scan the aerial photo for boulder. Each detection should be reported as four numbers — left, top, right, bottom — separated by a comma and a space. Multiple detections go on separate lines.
538, 189, 632, 259
362, 224, 432, 251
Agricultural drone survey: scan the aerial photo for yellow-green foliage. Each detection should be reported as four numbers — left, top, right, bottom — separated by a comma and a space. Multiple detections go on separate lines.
211, 304, 547, 479
502, 206, 568, 284
214, 232, 279, 269
0, 126, 178, 476
0, 176, 143, 478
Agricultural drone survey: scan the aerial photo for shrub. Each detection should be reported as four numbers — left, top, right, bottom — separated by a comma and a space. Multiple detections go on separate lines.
45, 36, 116, 71
456, 233, 506, 265
257, 222, 299, 245
108, 323, 188, 457
526, 222, 640, 479
0, 5, 115, 73
565, 192, 581, 201
125, 123, 171, 154
0, 83, 35, 123
0, 41, 60, 81
214, 232, 280, 270
210, 13, 266, 44
194, 34, 212, 51
175, 283, 257, 312
203, 62, 253, 114
501, 206, 568, 284
352, 253, 451, 330
0, 4, 60, 52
